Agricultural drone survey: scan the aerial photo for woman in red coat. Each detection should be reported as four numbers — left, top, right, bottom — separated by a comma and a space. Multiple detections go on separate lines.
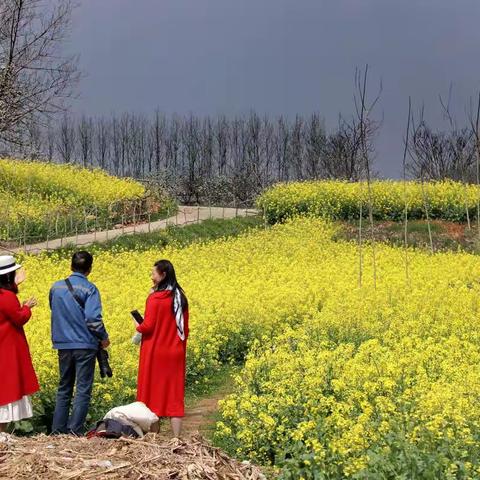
0, 255, 39, 433
135, 259, 189, 438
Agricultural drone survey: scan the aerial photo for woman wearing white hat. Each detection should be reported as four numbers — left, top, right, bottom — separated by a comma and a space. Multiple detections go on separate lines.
0, 255, 39, 433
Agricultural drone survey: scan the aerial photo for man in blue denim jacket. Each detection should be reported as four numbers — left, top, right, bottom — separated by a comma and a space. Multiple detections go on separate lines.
49, 251, 110, 435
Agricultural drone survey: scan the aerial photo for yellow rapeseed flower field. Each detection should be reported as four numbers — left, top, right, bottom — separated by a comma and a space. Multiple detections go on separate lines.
0, 158, 145, 204
17, 217, 480, 477
0, 159, 145, 242
20, 220, 335, 424
215, 220, 480, 478
257, 179, 480, 224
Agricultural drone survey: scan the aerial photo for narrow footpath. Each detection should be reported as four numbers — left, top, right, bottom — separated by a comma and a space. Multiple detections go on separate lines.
9, 206, 258, 254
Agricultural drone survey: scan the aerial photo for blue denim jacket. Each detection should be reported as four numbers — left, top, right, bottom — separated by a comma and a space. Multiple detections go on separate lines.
49, 272, 109, 350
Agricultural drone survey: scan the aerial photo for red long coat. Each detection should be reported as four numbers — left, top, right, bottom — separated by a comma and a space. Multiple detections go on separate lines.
136, 291, 189, 417
0, 288, 39, 406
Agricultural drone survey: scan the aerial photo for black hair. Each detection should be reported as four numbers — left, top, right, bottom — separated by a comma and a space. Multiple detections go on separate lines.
154, 259, 188, 312
71, 251, 93, 274
0, 270, 18, 293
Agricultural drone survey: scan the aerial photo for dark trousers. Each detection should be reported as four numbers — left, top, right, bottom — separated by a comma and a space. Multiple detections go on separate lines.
52, 349, 96, 435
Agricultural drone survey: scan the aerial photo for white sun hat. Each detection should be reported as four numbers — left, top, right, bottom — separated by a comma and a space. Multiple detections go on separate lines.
0, 255, 22, 275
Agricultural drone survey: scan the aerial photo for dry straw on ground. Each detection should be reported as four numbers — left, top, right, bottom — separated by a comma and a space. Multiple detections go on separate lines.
0, 433, 266, 480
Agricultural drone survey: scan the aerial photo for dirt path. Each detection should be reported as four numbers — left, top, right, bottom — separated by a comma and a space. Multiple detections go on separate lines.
182, 390, 227, 436
158, 373, 236, 438
9, 206, 258, 255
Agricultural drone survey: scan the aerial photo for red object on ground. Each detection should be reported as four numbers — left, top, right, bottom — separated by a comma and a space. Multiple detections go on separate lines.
0, 289, 39, 406
136, 291, 189, 417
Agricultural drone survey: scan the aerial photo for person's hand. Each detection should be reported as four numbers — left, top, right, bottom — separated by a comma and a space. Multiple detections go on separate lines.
23, 297, 37, 309
101, 339, 110, 349
15, 268, 26, 285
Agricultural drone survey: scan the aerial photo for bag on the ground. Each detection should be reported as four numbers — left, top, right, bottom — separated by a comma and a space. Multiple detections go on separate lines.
87, 418, 139, 439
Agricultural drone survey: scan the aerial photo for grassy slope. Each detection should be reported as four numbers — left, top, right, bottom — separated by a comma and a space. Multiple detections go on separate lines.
48, 215, 264, 256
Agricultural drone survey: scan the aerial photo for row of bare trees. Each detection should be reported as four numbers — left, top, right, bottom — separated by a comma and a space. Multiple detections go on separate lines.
8, 111, 372, 205
9, 98, 480, 209
407, 91, 480, 183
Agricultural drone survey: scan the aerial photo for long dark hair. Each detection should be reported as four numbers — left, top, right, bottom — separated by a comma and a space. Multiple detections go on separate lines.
0, 270, 18, 294
154, 260, 188, 312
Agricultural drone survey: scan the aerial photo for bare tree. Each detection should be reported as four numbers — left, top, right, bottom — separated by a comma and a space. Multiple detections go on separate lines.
304, 113, 326, 179
152, 109, 166, 172
354, 65, 382, 288
78, 115, 93, 167
290, 115, 305, 180
166, 115, 181, 176
181, 114, 201, 203
56, 114, 75, 163
111, 116, 121, 174
215, 115, 229, 176
262, 115, 275, 186
129, 113, 148, 177
200, 117, 214, 179
323, 115, 362, 180
119, 113, 130, 176
22, 118, 43, 158
408, 115, 474, 181
275, 116, 291, 181
468, 93, 480, 238
45, 118, 55, 161
407, 108, 435, 252
94, 116, 110, 169
0, 0, 79, 145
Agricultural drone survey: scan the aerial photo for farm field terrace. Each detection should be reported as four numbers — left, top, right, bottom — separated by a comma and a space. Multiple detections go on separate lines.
15, 217, 480, 478
258, 179, 480, 224
0, 159, 148, 243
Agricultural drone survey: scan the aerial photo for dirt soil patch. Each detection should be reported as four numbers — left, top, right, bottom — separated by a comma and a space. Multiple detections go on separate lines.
337, 219, 480, 252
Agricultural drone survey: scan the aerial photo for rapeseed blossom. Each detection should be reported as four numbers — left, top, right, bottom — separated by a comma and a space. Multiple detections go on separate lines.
0, 159, 145, 241
257, 179, 480, 223
13, 211, 480, 478
215, 219, 480, 478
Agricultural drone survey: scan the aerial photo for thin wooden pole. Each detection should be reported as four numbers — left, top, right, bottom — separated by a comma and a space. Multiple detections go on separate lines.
402, 97, 412, 283
358, 185, 364, 288
122, 201, 125, 235
464, 186, 471, 230
94, 206, 97, 241
475, 93, 480, 240
133, 201, 137, 235
420, 176, 434, 253
46, 214, 50, 250
356, 65, 380, 289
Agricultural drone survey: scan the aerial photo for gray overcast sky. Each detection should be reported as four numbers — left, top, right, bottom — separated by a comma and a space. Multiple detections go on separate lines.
68, 0, 480, 177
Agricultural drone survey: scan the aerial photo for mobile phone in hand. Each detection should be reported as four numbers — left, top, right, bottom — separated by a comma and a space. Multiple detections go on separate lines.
131, 310, 144, 324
